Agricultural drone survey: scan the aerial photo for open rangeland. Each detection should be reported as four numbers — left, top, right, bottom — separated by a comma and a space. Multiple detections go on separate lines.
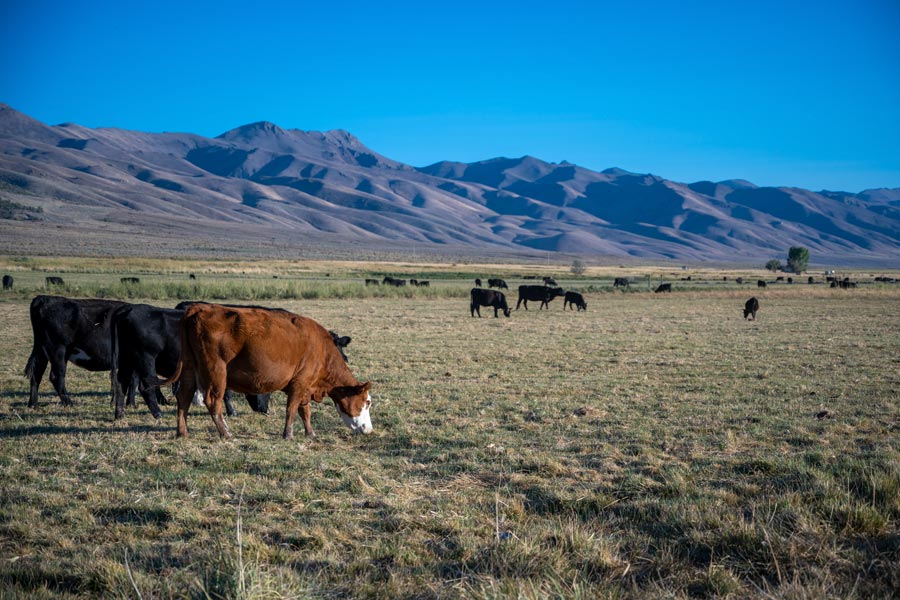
0, 278, 898, 598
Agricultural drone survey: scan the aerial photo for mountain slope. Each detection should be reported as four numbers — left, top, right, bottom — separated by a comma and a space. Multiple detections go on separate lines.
1, 103, 898, 264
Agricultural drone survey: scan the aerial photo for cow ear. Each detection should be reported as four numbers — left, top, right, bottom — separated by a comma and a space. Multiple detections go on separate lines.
338, 336, 352, 347
359, 381, 372, 393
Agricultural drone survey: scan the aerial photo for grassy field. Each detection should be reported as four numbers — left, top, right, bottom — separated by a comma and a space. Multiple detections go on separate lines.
0, 264, 898, 598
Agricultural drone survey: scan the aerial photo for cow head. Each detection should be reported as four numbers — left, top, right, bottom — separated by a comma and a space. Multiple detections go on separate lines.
330, 381, 373, 434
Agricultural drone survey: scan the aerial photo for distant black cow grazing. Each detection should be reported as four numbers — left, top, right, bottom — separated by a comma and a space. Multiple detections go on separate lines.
382, 276, 407, 287
488, 278, 508, 290
365, 278, 380, 286
808, 276, 815, 284
654, 283, 672, 293
46, 276, 64, 286
516, 285, 565, 310
614, 277, 629, 288
787, 277, 793, 284
120, 277, 140, 284
24, 295, 130, 408
410, 279, 419, 286
563, 291, 587, 311
543, 277, 558, 286
189, 273, 196, 280
2, 275, 12, 290
417, 280, 430, 287
470, 288, 510, 318
743, 297, 760, 320
775, 276, 784, 282
475, 278, 482, 287
736, 277, 744, 284
757, 280, 767, 288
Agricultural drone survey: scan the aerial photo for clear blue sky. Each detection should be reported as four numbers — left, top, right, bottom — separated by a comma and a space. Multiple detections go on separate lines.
2, 0, 898, 192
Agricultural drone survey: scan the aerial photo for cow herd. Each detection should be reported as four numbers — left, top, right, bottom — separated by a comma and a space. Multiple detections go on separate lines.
23, 295, 370, 439
469, 278, 584, 318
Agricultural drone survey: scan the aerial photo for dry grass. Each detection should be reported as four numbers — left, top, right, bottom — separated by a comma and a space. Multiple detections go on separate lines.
0, 271, 898, 598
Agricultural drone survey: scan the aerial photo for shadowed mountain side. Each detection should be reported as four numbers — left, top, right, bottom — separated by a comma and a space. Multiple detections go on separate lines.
2, 103, 900, 264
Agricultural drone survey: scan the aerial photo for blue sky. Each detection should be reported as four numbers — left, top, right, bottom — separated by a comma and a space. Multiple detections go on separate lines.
1, 0, 898, 192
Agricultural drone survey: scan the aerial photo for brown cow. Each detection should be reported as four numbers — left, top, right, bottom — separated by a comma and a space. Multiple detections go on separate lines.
160, 304, 372, 439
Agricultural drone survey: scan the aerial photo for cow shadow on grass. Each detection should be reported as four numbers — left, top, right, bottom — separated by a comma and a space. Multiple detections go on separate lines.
0, 423, 169, 438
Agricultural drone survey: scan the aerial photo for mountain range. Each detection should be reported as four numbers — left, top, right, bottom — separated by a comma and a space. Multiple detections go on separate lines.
2, 103, 899, 265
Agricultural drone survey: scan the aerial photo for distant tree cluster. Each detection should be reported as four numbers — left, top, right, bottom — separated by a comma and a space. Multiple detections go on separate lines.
570, 259, 586, 276
765, 259, 782, 272
787, 246, 810, 273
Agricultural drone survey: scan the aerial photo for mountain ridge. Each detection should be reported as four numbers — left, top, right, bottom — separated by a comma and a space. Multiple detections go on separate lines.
1, 103, 898, 265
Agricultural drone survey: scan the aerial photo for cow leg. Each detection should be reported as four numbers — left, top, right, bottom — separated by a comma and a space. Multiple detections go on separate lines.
126, 373, 138, 408
284, 389, 314, 439
203, 369, 232, 439
246, 393, 269, 415
48, 348, 72, 406
132, 357, 163, 419
223, 389, 238, 417
174, 369, 194, 438
27, 352, 49, 408
113, 365, 133, 419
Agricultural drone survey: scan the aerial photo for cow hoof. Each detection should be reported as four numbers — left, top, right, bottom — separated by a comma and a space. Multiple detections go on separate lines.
152, 412, 162, 420
114, 411, 125, 420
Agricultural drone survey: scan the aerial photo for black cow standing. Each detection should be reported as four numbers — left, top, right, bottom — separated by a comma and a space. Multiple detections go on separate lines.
488, 278, 508, 290
470, 288, 510, 318
46, 276, 64, 286
2, 275, 12, 290
475, 278, 482, 287
744, 297, 760, 320
516, 285, 565, 310
24, 296, 132, 408
654, 283, 672, 293
613, 277, 629, 288
563, 291, 587, 311
110, 304, 277, 420
758, 280, 767, 288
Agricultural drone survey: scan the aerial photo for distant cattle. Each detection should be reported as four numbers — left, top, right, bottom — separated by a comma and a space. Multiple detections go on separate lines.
365, 278, 380, 286
680, 276, 692, 281
2, 275, 12, 290
736, 277, 744, 284
410, 279, 430, 287
382, 276, 407, 287
757, 280, 767, 288
523, 275, 538, 280
776, 276, 784, 282
543, 277, 558, 286
613, 277, 629, 288
743, 297, 760, 321
120, 277, 140, 284
417, 280, 429, 287
25, 295, 130, 408
787, 277, 793, 284
156, 303, 372, 439
189, 273, 196, 280
45, 276, 64, 286
470, 288, 510, 318
654, 283, 672, 293
488, 278, 508, 290
723, 276, 728, 281
516, 285, 565, 310
410, 279, 419, 286
808, 276, 815, 284
475, 278, 482, 287
563, 291, 587, 311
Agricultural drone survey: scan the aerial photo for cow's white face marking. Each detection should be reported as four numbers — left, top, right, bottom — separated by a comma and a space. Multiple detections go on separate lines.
336, 392, 373, 435
69, 348, 91, 366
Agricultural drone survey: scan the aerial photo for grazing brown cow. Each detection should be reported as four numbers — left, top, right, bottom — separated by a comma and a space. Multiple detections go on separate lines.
159, 304, 372, 439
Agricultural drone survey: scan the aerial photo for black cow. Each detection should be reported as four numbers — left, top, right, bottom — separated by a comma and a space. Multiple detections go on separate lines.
189, 273, 196, 280
736, 277, 744, 284
808, 276, 815, 284
410, 279, 419, 286
654, 283, 672, 293
110, 304, 279, 420
365, 278, 380, 286
46, 276, 64, 286
775, 276, 784, 282
382, 276, 407, 287
787, 277, 793, 284
417, 280, 430, 287
24, 296, 131, 408
757, 280, 767, 288
516, 285, 565, 310
563, 291, 587, 311
2, 275, 12, 290
613, 277, 629, 288
120, 277, 140, 284
488, 278, 508, 290
470, 288, 510, 318
743, 297, 760, 320
475, 278, 482, 287
543, 277, 558, 286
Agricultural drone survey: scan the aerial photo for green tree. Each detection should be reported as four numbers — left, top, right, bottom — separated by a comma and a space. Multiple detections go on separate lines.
765, 259, 782, 272
787, 246, 810, 273
570, 258, 586, 276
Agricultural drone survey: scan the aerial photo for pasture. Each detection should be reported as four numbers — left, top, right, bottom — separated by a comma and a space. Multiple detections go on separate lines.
0, 267, 898, 598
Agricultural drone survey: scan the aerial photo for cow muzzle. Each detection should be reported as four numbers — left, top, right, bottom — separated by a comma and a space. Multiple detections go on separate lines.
335, 393, 373, 435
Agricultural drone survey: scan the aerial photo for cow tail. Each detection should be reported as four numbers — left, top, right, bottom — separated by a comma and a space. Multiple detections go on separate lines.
149, 314, 187, 388
109, 314, 121, 406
